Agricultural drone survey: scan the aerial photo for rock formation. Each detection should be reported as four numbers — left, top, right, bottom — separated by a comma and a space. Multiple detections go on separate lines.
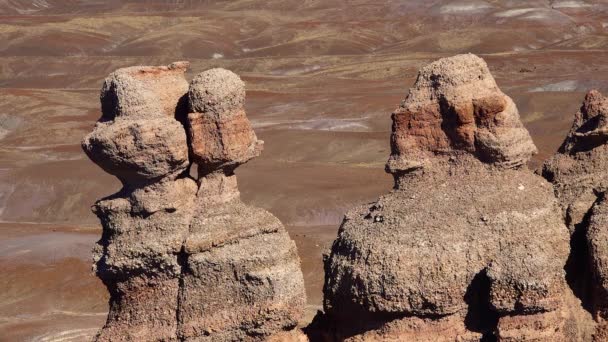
542, 90, 608, 234
83, 64, 306, 341
178, 69, 307, 342
322, 54, 593, 341
542, 90, 608, 340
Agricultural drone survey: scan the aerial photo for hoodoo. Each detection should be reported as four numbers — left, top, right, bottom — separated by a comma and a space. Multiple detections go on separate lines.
543, 90, 608, 340
83, 62, 194, 341
178, 68, 307, 342
322, 54, 593, 341
83, 64, 306, 341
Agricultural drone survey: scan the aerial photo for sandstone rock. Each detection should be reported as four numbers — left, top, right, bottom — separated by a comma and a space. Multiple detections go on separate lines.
584, 196, 608, 340
91, 177, 197, 342
322, 54, 592, 341
188, 68, 245, 116
186, 68, 262, 174
589, 198, 608, 319
92, 178, 197, 277
100, 61, 190, 121
542, 90, 608, 340
542, 90, 608, 233
178, 231, 306, 341
177, 69, 306, 341
86, 64, 306, 341
386, 53, 536, 174
94, 275, 181, 342
82, 118, 190, 186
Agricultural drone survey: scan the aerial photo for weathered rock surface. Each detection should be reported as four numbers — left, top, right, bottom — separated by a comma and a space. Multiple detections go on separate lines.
82, 119, 190, 185
187, 68, 262, 174
387, 54, 537, 173
542, 90, 608, 233
100, 61, 190, 121
178, 69, 305, 342
322, 54, 592, 341
589, 198, 608, 335
542, 90, 608, 340
84, 64, 306, 341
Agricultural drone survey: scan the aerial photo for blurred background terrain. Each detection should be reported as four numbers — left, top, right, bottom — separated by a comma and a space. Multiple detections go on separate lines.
1, 1, 608, 340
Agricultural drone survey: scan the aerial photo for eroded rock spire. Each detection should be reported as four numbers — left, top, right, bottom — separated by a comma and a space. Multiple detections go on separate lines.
543, 90, 608, 340
322, 54, 592, 341
83, 62, 195, 341
83, 64, 306, 341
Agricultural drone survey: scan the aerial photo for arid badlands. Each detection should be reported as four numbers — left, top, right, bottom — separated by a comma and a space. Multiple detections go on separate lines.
3, 1, 608, 342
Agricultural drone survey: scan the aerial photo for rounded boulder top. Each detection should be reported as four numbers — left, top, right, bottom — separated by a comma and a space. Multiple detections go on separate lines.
188, 68, 245, 116
387, 53, 537, 173
100, 62, 190, 121
408, 53, 499, 103
418, 53, 490, 82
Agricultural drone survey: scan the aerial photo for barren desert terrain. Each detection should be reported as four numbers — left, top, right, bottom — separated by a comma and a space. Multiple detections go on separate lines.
2, 1, 608, 340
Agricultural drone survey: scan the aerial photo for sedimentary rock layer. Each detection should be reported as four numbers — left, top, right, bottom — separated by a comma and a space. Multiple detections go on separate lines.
542, 90, 608, 233
543, 90, 608, 340
322, 54, 592, 341
83, 64, 306, 341
386, 54, 537, 173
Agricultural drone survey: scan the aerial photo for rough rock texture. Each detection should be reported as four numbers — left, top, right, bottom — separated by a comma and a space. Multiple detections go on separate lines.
542, 90, 608, 233
84, 64, 306, 341
588, 198, 608, 337
83, 119, 190, 185
322, 54, 593, 341
542, 90, 608, 340
82, 63, 194, 341
178, 69, 306, 339
386, 54, 537, 173
100, 61, 190, 121
187, 68, 262, 174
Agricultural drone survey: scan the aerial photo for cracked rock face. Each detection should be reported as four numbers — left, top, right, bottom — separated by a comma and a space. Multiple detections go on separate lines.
543, 90, 608, 340
322, 54, 592, 341
83, 64, 306, 341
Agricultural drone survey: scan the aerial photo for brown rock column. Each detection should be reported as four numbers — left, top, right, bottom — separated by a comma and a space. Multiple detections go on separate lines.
84, 65, 308, 341
322, 54, 593, 341
176, 68, 307, 341
83, 62, 195, 341
542, 90, 608, 340
542, 90, 608, 234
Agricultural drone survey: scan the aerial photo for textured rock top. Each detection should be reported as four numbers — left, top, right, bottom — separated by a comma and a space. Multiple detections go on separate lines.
83, 62, 191, 187
559, 90, 608, 154
188, 68, 246, 116
187, 68, 262, 174
387, 54, 537, 174
100, 61, 190, 121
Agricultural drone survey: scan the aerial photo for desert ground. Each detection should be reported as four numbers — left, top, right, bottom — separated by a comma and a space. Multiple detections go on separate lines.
1, 0, 608, 340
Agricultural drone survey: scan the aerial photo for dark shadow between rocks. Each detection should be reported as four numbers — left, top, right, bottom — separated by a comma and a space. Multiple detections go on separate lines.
464, 269, 498, 342
175, 247, 189, 340
565, 197, 599, 315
